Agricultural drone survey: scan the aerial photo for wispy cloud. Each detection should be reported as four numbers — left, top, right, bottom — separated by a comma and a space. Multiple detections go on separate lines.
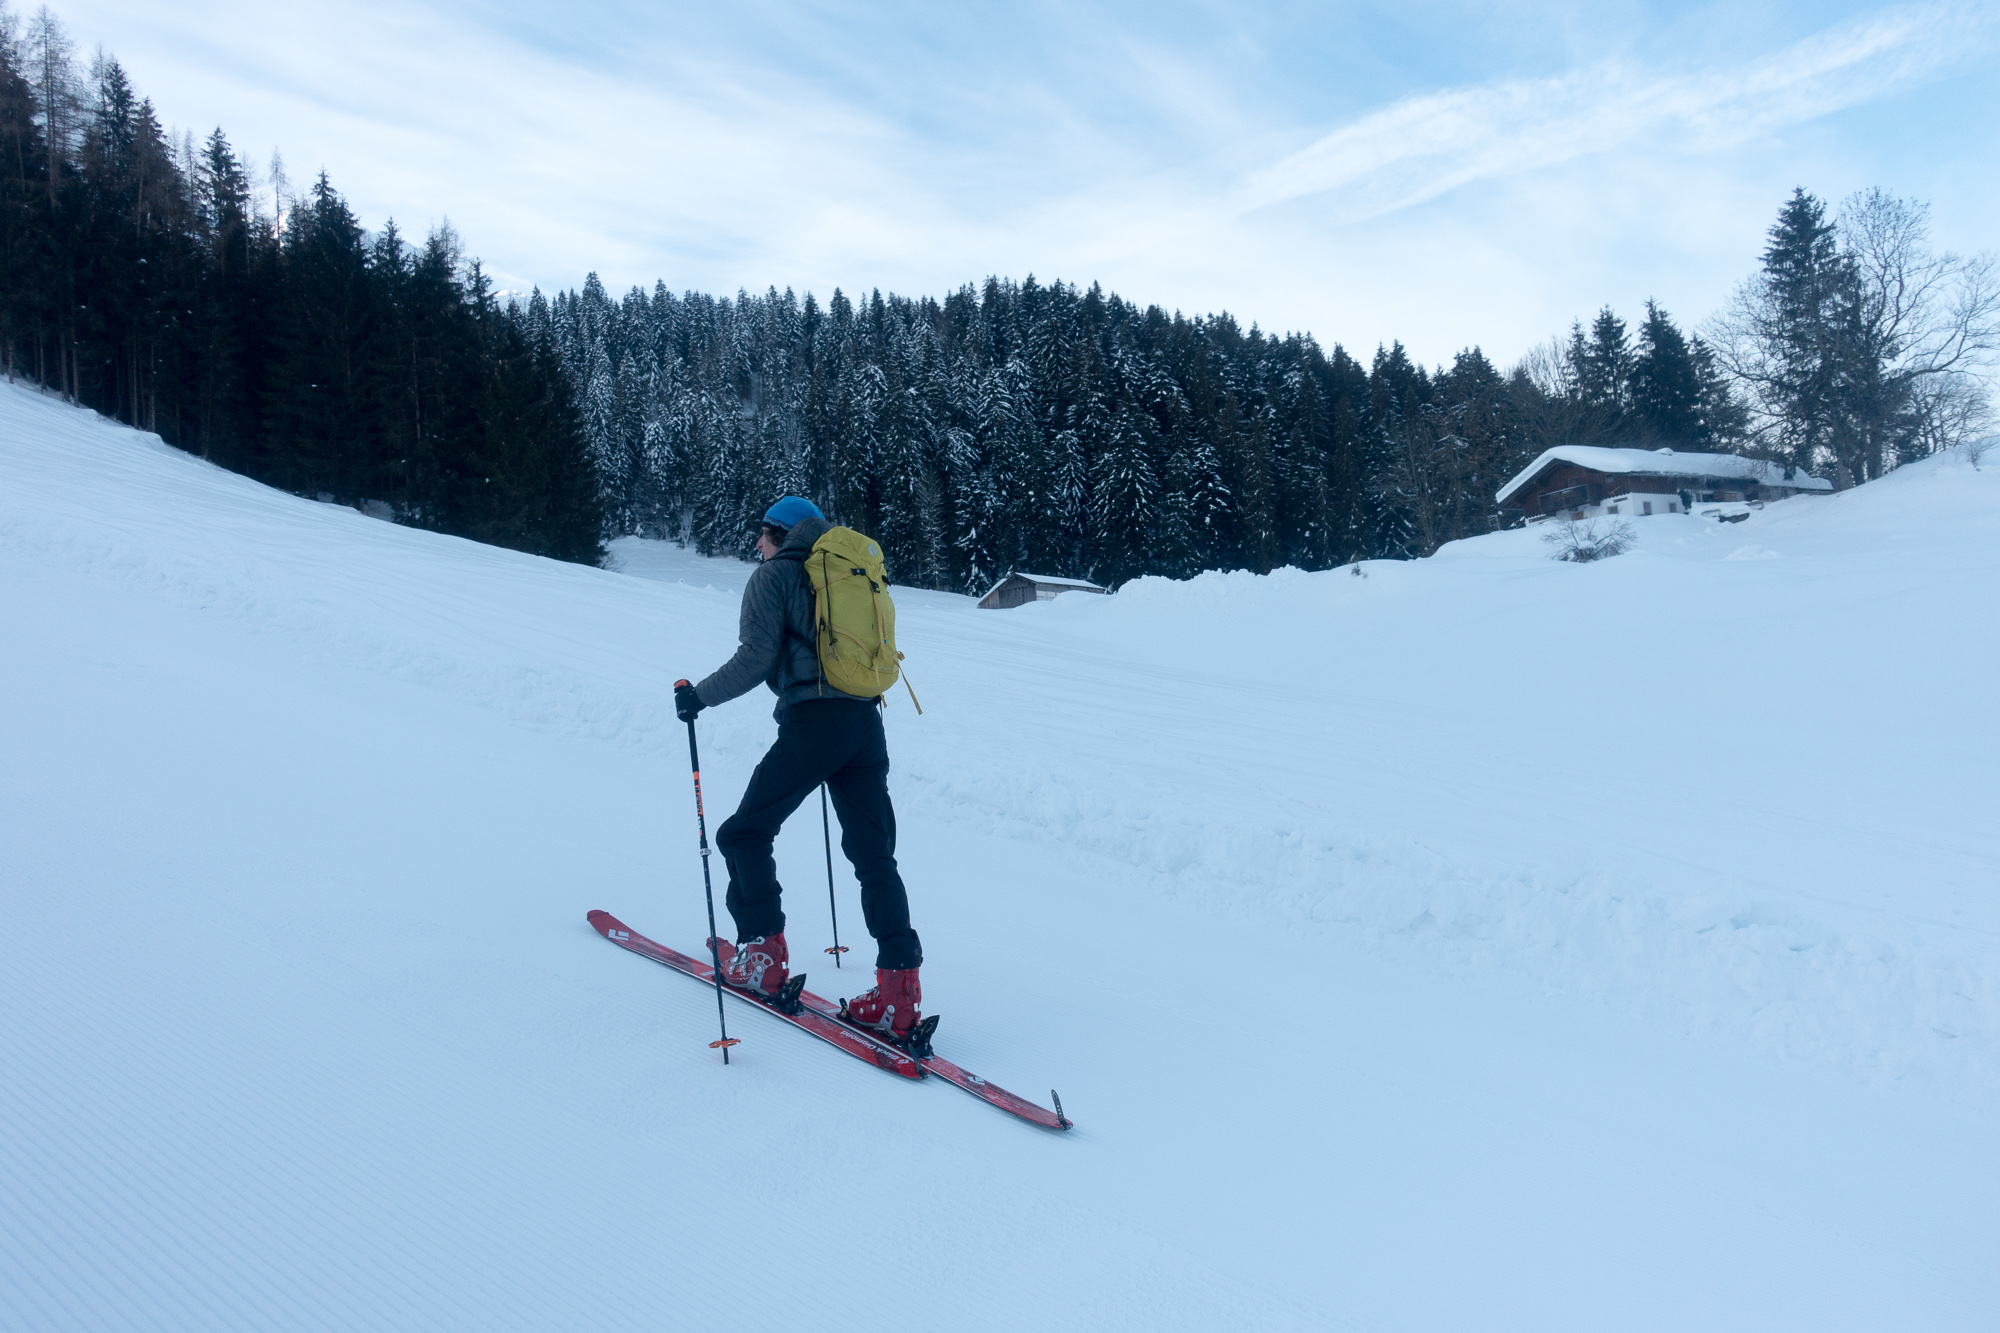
1233, 3, 1993, 223
52, 0, 2000, 366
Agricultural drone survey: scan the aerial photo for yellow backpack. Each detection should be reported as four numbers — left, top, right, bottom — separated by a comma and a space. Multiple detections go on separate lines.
805, 526, 921, 712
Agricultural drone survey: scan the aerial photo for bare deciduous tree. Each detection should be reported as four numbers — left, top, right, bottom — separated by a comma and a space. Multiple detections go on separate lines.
1840, 188, 2000, 468
1710, 188, 1999, 485
1908, 373, 1994, 464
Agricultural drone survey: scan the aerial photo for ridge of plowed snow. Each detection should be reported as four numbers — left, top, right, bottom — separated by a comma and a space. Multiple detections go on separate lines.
5, 378, 1997, 1331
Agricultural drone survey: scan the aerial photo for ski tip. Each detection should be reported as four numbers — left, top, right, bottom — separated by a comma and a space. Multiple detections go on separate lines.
587, 910, 636, 945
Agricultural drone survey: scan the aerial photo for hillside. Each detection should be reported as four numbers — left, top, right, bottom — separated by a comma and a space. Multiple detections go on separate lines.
3, 378, 1996, 1330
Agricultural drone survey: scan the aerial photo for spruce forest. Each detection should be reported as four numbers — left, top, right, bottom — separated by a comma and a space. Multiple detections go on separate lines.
0, 9, 603, 564
3, 7, 1987, 587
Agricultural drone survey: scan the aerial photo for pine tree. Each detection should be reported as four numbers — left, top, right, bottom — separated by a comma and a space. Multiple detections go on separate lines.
952, 365, 1015, 592
1690, 333, 1747, 451
1566, 306, 1630, 437
24, 5, 80, 398
1177, 436, 1230, 572
186, 127, 252, 459
579, 331, 617, 496
392, 225, 489, 533
266, 172, 381, 500
1425, 346, 1518, 545
1626, 300, 1705, 446
1364, 343, 1427, 559
834, 361, 884, 538
991, 355, 1045, 575
480, 303, 605, 563
0, 9, 51, 381
1090, 404, 1160, 586
1747, 188, 1855, 472
871, 324, 930, 581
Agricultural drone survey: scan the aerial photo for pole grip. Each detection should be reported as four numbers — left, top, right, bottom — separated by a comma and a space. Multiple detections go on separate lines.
676, 683, 703, 770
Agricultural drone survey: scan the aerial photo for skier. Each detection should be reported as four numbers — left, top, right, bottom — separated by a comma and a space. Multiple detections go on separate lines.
673, 497, 925, 1040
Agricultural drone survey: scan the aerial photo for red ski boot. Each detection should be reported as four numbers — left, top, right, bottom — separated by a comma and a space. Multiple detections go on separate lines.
842, 967, 921, 1040
711, 933, 788, 997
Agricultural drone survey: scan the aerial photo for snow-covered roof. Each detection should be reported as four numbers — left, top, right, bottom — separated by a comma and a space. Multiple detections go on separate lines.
978, 571, 1106, 601
1495, 447, 1834, 506
1012, 572, 1104, 588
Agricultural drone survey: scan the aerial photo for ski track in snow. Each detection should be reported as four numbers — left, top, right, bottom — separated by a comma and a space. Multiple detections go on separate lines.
4, 379, 1998, 1330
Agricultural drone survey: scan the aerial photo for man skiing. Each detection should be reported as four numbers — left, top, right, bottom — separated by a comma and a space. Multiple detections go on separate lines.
673, 497, 924, 1040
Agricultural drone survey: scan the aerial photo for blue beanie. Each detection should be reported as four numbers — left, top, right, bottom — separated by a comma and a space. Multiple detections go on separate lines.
762, 496, 824, 530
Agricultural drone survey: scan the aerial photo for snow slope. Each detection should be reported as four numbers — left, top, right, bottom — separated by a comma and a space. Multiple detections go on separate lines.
4, 378, 1997, 1330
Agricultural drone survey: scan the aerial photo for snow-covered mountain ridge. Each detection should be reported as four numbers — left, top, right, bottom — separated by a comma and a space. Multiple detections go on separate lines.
5, 378, 1996, 1330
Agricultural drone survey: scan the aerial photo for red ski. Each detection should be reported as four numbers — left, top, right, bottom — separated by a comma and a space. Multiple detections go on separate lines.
588, 910, 921, 1080
713, 942, 1073, 1132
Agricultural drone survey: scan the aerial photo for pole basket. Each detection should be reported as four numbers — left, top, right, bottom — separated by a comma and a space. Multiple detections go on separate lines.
709, 1037, 741, 1052
824, 944, 849, 956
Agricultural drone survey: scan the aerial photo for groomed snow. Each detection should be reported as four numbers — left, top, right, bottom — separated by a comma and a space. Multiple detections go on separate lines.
3, 378, 1996, 1330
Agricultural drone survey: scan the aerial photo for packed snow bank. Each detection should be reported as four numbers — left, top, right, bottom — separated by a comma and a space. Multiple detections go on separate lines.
5, 380, 1998, 1332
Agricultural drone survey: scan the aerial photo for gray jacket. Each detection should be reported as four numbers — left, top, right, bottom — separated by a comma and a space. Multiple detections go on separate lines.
694, 515, 877, 718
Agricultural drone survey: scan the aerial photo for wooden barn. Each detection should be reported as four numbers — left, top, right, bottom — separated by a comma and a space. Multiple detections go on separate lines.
977, 572, 1109, 610
1497, 446, 1833, 523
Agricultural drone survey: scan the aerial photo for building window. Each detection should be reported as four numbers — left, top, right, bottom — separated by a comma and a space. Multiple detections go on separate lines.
1608, 504, 1619, 513
1642, 501, 1653, 515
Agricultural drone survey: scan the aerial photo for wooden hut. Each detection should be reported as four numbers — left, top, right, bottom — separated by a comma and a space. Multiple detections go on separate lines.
976, 572, 1109, 610
1497, 446, 1832, 523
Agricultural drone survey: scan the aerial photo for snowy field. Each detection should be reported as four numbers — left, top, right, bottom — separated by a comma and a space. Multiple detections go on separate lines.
3, 377, 1997, 1330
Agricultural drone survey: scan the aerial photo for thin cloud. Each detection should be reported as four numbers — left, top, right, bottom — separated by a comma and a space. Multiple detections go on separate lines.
56, 0, 2000, 368
1233, 3, 1993, 223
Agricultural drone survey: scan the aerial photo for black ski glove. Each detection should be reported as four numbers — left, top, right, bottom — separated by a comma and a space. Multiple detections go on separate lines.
674, 680, 705, 723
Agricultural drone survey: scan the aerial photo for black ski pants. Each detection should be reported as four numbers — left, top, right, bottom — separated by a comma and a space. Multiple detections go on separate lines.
715, 698, 922, 970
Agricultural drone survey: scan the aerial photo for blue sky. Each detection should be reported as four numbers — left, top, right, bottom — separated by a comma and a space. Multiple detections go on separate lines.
50, 0, 2000, 366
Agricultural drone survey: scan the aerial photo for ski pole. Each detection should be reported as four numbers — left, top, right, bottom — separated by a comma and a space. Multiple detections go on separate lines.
821, 784, 846, 967
675, 679, 738, 1063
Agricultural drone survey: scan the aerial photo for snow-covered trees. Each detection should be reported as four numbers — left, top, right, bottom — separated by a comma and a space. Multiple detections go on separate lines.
537, 271, 1533, 584
0, 8, 605, 563
1515, 302, 1743, 456
1089, 404, 1160, 587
